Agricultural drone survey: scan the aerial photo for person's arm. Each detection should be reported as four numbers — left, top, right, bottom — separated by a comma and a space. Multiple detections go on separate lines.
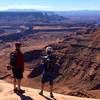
10, 53, 12, 66
39, 56, 45, 75
22, 53, 24, 72
7, 53, 12, 70
10, 51, 16, 67
42, 56, 45, 64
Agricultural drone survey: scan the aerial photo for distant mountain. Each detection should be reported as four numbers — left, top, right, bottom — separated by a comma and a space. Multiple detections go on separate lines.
56, 10, 100, 17
3, 9, 100, 17
4, 8, 38, 12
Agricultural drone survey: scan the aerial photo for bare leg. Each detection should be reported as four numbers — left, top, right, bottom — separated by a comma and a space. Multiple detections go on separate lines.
17, 79, 25, 93
50, 84, 53, 93
17, 79, 21, 90
39, 83, 44, 95
41, 83, 44, 92
13, 78, 17, 89
13, 78, 18, 92
50, 84, 54, 98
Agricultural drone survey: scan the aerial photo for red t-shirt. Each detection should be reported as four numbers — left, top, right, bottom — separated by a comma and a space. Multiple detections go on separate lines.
14, 50, 24, 69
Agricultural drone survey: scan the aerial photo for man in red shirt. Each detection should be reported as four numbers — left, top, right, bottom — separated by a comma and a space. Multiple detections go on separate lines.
10, 42, 24, 93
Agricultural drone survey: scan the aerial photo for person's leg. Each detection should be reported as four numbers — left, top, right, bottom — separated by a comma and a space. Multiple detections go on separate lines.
39, 74, 46, 95
39, 83, 44, 95
17, 69, 23, 91
41, 83, 44, 92
13, 78, 18, 92
50, 84, 54, 97
50, 84, 53, 93
13, 78, 17, 89
17, 78, 25, 93
17, 79, 21, 90
49, 76, 54, 98
12, 69, 17, 90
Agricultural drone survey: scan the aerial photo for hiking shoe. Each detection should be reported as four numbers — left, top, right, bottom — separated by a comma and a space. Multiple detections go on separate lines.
39, 91, 43, 95
17, 89, 25, 93
50, 92, 54, 98
13, 88, 18, 93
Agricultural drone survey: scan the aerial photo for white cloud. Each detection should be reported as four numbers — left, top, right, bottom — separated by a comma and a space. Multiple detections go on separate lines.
0, 4, 49, 11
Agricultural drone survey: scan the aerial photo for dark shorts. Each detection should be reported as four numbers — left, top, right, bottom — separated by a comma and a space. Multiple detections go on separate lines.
42, 73, 54, 85
12, 68, 23, 79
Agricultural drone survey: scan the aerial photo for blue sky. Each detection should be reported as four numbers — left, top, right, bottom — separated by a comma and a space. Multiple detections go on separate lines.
0, 0, 100, 11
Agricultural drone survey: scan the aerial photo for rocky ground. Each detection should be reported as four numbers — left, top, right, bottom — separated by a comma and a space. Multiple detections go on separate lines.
0, 27, 100, 99
0, 80, 98, 100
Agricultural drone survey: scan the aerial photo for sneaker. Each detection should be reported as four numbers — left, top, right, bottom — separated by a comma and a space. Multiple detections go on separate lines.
17, 89, 25, 93
39, 91, 43, 95
50, 92, 54, 98
13, 88, 18, 93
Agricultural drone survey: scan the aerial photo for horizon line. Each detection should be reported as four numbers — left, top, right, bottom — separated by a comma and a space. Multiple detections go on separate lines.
0, 9, 100, 12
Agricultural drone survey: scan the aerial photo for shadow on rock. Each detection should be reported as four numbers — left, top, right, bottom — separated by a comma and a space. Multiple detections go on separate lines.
28, 65, 44, 78
24, 50, 43, 62
28, 63, 60, 80
16, 92, 34, 100
40, 94, 57, 100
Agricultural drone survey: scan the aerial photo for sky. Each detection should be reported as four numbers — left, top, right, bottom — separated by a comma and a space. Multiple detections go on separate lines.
0, 0, 100, 11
